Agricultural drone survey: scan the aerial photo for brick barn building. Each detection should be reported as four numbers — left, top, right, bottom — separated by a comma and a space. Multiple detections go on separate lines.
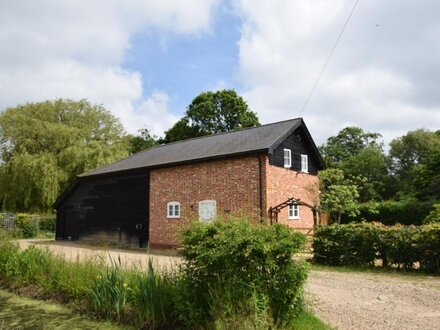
54, 118, 325, 248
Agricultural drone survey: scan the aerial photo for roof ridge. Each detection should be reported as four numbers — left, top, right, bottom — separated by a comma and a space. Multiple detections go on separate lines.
135, 117, 303, 153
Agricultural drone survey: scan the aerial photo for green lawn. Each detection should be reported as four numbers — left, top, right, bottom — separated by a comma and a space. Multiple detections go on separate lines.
0, 290, 131, 330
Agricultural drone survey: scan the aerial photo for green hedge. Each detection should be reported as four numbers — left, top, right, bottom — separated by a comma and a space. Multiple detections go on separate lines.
1, 213, 56, 237
341, 199, 434, 225
39, 215, 56, 233
313, 222, 440, 273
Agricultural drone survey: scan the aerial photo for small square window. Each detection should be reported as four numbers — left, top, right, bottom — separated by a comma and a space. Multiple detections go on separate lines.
284, 149, 291, 168
167, 201, 180, 218
301, 154, 308, 173
288, 204, 300, 220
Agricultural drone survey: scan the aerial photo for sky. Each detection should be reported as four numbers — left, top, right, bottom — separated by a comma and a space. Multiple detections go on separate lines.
0, 0, 439, 147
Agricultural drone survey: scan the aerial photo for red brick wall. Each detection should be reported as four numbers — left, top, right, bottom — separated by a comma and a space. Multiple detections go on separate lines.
264, 155, 319, 233
149, 156, 262, 247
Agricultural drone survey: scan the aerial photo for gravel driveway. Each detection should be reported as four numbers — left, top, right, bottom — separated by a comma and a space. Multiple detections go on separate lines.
18, 240, 440, 329
306, 270, 440, 330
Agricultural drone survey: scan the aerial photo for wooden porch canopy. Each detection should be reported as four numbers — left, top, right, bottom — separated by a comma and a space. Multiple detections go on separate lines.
268, 197, 320, 225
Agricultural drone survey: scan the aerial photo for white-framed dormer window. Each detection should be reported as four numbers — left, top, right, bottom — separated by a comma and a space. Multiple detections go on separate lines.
288, 204, 300, 220
167, 201, 180, 218
301, 154, 308, 173
284, 149, 291, 168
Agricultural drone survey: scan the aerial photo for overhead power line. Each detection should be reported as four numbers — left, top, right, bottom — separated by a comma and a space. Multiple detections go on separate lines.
299, 0, 360, 116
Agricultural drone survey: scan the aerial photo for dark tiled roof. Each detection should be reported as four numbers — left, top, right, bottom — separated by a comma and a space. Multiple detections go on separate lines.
80, 118, 302, 177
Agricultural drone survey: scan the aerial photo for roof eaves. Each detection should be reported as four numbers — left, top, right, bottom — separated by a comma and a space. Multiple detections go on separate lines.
78, 148, 269, 179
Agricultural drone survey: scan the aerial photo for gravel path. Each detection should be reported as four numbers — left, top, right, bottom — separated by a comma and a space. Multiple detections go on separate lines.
17, 239, 179, 271
18, 240, 440, 329
306, 270, 440, 330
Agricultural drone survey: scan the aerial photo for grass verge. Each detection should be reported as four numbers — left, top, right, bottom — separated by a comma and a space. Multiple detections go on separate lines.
289, 310, 332, 330
310, 262, 439, 279
0, 289, 131, 330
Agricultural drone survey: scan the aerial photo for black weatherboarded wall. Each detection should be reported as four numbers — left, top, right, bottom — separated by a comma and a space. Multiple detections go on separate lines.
55, 170, 149, 248
269, 126, 321, 175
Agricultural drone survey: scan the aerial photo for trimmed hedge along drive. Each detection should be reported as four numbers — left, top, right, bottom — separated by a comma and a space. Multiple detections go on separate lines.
313, 222, 440, 273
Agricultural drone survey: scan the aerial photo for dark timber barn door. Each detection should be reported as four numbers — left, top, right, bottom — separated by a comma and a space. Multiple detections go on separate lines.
55, 170, 149, 248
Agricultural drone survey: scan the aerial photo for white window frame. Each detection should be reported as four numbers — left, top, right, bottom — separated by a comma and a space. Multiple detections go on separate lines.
288, 204, 300, 220
284, 149, 291, 168
301, 154, 308, 173
167, 201, 181, 219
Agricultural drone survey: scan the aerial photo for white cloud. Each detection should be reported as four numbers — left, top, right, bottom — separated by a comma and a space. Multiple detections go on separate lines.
128, 90, 180, 137
0, 0, 220, 133
234, 0, 440, 145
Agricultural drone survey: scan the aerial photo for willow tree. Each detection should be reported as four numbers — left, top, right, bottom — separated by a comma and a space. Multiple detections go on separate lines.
0, 99, 128, 212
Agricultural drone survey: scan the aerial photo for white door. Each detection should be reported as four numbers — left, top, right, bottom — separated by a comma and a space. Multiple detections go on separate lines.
199, 200, 217, 223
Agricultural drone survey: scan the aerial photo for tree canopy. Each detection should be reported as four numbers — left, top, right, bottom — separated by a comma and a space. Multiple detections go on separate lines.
389, 129, 440, 198
0, 99, 128, 211
128, 128, 158, 155
162, 90, 260, 143
319, 127, 383, 167
320, 126, 439, 224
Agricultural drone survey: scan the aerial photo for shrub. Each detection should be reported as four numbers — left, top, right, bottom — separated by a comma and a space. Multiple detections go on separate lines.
15, 213, 39, 238
39, 214, 56, 233
418, 224, 440, 273
342, 199, 434, 225
424, 204, 440, 224
313, 223, 440, 273
177, 218, 307, 327
313, 222, 378, 266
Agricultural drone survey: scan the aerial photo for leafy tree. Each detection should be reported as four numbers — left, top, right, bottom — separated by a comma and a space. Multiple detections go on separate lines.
389, 129, 440, 197
128, 128, 158, 154
319, 127, 383, 167
319, 127, 387, 201
162, 90, 259, 143
389, 129, 440, 176
418, 148, 440, 199
340, 146, 389, 200
318, 169, 361, 224
0, 99, 128, 211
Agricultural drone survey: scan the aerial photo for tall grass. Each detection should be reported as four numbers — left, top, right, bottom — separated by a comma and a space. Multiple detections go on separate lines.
131, 258, 175, 329
0, 239, 103, 301
90, 257, 129, 321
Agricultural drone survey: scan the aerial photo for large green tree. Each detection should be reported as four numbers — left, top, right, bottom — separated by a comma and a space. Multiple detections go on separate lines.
389, 129, 440, 199
319, 127, 387, 200
0, 99, 128, 211
319, 127, 383, 167
162, 90, 260, 143
339, 146, 389, 200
